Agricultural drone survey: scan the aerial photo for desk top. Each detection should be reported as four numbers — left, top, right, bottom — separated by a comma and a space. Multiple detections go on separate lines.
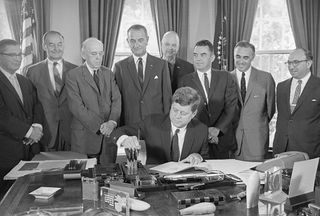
0, 170, 269, 216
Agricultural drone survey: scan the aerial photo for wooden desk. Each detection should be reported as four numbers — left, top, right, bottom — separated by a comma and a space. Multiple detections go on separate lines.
0, 171, 264, 216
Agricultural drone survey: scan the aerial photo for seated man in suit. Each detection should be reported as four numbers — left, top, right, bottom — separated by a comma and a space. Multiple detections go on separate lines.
0, 39, 47, 190
161, 31, 194, 93
111, 87, 209, 165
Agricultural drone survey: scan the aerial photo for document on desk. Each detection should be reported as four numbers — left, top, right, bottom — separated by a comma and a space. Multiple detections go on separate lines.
4, 158, 97, 180
150, 161, 214, 174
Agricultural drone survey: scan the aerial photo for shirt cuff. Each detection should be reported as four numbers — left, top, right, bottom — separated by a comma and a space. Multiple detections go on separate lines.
116, 135, 129, 148
109, 120, 117, 127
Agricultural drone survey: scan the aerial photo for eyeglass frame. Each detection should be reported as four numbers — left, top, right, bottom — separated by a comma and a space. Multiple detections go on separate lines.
285, 59, 308, 67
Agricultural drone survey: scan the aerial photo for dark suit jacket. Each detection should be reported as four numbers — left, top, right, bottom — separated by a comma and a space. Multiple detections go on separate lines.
179, 69, 238, 152
114, 54, 172, 126
273, 75, 320, 159
0, 71, 46, 170
231, 68, 275, 161
66, 64, 121, 154
26, 59, 77, 149
169, 58, 194, 93
111, 114, 209, 164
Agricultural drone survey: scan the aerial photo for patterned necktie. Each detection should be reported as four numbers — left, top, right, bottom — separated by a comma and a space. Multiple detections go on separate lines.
291, 80, 302, 113
93, 69, 100, 92
241, 72, 246, 103
204, 73, 210, 100
53, 62, 62, 96
138, 57, 143, 87
171, 129, 180, 162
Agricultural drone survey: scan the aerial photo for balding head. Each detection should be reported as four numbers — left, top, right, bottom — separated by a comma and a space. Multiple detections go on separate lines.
161, 31, 180, 63
81, 37, 104, 69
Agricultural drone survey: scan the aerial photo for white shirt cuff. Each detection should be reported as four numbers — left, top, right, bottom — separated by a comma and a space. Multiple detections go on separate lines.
116, 135, 129, 148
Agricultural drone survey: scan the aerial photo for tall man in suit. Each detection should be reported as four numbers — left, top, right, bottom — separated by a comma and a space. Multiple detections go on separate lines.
273, 48, 320, 159
111, 87, 209, 164
179, 40, 238, 159
114, 24, 172, 126
161, 31, 194, 93
0, 39, 46, 186
66, 37, 121, 163
27, 31, 77, 151
231, 41, 275, 161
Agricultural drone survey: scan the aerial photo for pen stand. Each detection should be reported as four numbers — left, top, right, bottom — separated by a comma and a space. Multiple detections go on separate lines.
259, 166, 286, 216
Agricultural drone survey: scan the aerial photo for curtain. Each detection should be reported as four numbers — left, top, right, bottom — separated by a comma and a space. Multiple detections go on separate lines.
79, 0, 124, 68
287, 0, 320, 76
4, 0, 50, 61
213, 0, 258, 71
150, 0, 189, 60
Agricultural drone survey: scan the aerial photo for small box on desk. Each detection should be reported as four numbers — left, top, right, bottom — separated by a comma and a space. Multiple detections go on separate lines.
171, 188, 226, 209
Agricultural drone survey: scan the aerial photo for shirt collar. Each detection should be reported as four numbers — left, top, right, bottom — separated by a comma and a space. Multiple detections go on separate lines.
0, 66, 17, 79
236, 66, 252, 77
292, 71, 311, 84
171, 122, 187, 134
85, 62, 100, 76
196, 68, 211, 75
47, 58, 63, 66
133, 53, 147, 64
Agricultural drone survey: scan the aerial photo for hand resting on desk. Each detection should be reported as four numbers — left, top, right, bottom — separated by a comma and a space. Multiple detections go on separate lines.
180, 153, 203, 165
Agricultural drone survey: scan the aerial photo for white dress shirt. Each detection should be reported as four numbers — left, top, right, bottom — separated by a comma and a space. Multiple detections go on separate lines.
196, 69, 211, 101
235, 67, 252, 89
290, 72, 310, 105
171, 123, 187, 161
47, 59, 63, 91
133, 53, 147, 79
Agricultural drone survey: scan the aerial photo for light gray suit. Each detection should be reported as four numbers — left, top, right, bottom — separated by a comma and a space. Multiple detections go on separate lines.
66, 64, 121, 155
231, 67, 275, 161
26, 59, 77, 150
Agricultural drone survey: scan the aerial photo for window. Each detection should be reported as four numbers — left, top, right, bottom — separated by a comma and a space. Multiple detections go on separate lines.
251, 0, 295, 85
113, 0, 159, 67
0, 0, 12, 40
250, 0, 295, 148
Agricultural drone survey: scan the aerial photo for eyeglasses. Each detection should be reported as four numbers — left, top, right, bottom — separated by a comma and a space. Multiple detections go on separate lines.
0, 52, 24, 57
285, 60, 308, 67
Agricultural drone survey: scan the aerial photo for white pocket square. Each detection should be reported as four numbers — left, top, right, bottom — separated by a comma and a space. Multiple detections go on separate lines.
154, 75, 159, 79
253, 95, 260, 98
312, 99, 317, 102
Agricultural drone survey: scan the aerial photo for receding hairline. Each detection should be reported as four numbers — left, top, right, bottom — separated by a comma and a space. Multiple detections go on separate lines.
43, 31, 64, 44
81, 38, 103, 52
162, 31, 179, 43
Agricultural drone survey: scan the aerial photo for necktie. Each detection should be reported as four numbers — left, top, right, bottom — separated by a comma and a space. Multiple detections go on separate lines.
241, 72, 246, 103
171, 129, 180, 162
291, 80, 302, 113
138, 57, 143, 87
53, 62, 62, 96
10, 75, 23, 103
93, 69, 100, 92
204, 73, 210, 100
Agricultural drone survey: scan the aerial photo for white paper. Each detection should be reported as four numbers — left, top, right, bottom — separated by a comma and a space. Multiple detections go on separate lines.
289, 158, 319, 197
150, 161, 213, 174
4, 158, 97, 180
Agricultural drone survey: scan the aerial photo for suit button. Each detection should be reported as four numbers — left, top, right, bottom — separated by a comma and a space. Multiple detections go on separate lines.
140, 100, 143, 104
289, 120, 293, 123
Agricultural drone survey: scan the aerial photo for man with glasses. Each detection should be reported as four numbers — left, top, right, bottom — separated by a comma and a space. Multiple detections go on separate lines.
111, 87, 209, 164
26, 31, 77, 151
273, 48, 320, 159
66, 37, 121, 164
0, 39, 47, 192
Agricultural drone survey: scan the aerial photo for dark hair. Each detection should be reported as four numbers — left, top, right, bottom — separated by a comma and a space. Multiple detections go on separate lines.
0, 39, 20, 53
298, 48, 313, 61
42, 31, 64, 44
127, 24, 148, 37
172, 87, 201, 112
234, 40, 255, 53
195, 40, 214, 53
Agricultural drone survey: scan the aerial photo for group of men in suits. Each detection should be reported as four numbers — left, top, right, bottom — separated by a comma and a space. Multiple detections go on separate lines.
1, 24, 319, 183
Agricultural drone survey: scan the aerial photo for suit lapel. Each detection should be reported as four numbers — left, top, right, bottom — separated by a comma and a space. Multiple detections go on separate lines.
0, 71, 24, 108
231, 70, 243, 106
293, 75, 315, 113
42, 60, 56, 97
142, 54, 155, 94
82, 65, 100, 93
127, 56, 142, 92
160, 116, 173, 161
283, 78, 292, 114
17, 75, 30, 113
180, 121, 195, 159
208, 69, 220, 99
244, 69, 256, 105
191, 73, 207, 102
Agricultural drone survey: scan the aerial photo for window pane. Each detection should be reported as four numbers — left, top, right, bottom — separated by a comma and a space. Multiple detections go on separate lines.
114, 0, 159, 65
0, 0, 12, 40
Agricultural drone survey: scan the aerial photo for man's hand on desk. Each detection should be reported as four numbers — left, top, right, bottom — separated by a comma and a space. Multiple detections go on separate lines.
180, 153, 203, 165
121, 136, 141, 150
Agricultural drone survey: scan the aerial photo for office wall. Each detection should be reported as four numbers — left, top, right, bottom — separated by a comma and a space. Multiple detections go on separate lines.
50, 0, 82, 65
50, 0, 216, 65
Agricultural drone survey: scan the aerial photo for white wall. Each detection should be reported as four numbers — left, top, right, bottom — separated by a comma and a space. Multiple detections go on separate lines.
187, 0, 217, 62
50, 0, 82, 65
